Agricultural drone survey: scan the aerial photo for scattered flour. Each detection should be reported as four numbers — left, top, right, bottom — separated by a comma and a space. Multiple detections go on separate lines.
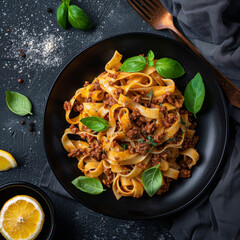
7, 28, 65, 69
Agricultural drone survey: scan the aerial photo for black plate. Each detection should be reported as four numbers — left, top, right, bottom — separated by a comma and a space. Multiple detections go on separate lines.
0, 182, 55, 239
44, 33, 228, 219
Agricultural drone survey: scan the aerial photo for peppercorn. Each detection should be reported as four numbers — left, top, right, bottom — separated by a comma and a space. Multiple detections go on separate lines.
18, 78, 23, 84
29, 122, 34, 127
20, 52, 26, 58
29, 127, 34, 132
20, 120, 25, 125
46, 8, 52, 13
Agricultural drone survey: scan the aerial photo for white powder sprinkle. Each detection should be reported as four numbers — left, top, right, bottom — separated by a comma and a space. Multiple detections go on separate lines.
6, 28, 65, 70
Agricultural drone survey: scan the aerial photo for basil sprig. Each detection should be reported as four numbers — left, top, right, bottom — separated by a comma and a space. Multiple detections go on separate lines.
80, 117, 109, 132
57, 2, 69, 30
120, 51, 185, 80
57, 0, 92, 30
184, 73, 205, 117
120, 55, 147, 72
121, 50, 155, 72
142, 163, 162, 197
72, 176, 105, 195
6, 91, 33, 116
155, 58, 185, 79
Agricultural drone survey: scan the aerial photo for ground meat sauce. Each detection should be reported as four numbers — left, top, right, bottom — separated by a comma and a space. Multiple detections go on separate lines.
103, 94, 117, 109
164, 113, 176, 128
151, 152, 168, 166
89, 142, 103, 160
157, 177, 172, 195
152, 91, 183, 109
182, 136, 199, 149
63, 101, 71, 111
89, 80, 101, 91
64, 74, 199, 198
180, 169, 191, 178
73, 102, 84, 112
108, 73, 118, 79
103, 167, 113, 187
135, 142, 150, 155
126, 126, 138, 139
69, 124, 78, 134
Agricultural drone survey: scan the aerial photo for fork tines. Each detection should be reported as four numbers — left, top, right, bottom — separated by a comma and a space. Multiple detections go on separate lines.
127, 0, 161, 20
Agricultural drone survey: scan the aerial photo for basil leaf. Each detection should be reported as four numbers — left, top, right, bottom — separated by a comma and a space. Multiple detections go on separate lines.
68, 5, 92, 30
142, 163, 162, 197
80, 117, 109, 132
147, 50, 154, 61
155, 58, 185, 79
72, 176, 105, 195
6, 91, 32, 116
184, 73, 205, 117
120, 56, 147, 72
57, 2, 68, 30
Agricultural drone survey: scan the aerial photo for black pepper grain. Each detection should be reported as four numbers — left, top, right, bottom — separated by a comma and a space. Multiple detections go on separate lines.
29, 122, 35, 127
46, 8, 52, 13
20, 52, 26, 58
29, 127, 34, 132
20, 120, 25, 125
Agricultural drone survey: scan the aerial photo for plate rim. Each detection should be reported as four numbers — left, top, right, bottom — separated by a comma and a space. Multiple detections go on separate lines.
43, 32, 229, 220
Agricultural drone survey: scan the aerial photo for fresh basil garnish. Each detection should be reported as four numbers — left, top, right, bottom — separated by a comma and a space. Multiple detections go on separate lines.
80, 117, 109, 132
155, 58, 185, 79
120, 56, 147, 72
138, 136, 157, 146
142, 163, 162, 197
147, 50, 154, 61
6, 91, 33, 116
146, 135, 157, 146
184, 73, 205, 117
72, 176, 105, 195
68, 5, 92, 30
168, 138, 181, 141
147, 50, 155, 67
146, 89, 154, 103
57, 2, 69, 30
121, 144, 128, 150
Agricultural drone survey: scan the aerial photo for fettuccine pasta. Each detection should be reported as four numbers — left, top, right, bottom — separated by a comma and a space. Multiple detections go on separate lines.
62, 51, 200, 199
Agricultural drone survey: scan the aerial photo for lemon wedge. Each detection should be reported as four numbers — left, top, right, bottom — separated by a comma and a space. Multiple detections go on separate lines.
0, 195, 45, 240
0, 150, 17, 171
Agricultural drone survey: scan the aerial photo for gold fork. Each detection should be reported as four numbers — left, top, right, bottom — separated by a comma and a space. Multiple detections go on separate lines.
127, 0, 240, 108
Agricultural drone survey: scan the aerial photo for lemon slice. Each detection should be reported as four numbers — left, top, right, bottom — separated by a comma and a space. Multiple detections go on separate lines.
0, 150, 17, 171
0, 195, 45, 240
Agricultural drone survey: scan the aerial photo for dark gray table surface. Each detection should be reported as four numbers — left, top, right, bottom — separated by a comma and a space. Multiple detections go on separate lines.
0, 0, 174, 239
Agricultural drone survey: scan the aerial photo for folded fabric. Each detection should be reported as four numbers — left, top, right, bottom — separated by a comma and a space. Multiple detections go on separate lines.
40, 164, 72, 199
160, 0, 240, 239
161, 0, 240, 86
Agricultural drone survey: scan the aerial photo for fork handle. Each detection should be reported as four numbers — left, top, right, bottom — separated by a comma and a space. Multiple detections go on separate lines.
169, 26, 240, 109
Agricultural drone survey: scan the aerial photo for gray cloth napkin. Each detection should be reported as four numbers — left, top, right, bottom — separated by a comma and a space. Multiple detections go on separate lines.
160, 0, 240, 239
41, 0, 240, 239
